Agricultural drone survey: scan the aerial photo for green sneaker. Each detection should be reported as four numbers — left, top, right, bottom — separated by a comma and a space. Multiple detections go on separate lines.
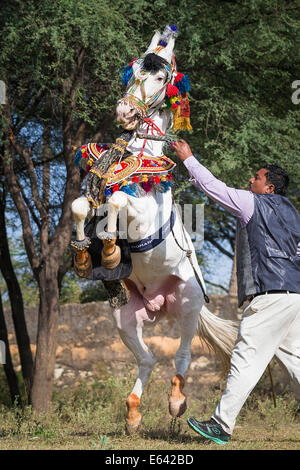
187, 417, 231, 445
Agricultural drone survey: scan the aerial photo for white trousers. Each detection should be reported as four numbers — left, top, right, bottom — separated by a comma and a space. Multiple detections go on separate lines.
212, 292, 300, 435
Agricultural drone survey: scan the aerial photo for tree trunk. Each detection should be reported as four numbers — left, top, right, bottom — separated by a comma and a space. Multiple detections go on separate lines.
228, 247, 238, 296
0, 288, 22, 406
30, 260, 60, 411
0, 194, 34, 400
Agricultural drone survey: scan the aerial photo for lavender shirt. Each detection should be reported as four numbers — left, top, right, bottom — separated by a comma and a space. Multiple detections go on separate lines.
184, 156, 300, 258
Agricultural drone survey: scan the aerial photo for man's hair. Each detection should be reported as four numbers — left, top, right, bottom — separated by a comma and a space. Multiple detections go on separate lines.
263, 164, 289, 196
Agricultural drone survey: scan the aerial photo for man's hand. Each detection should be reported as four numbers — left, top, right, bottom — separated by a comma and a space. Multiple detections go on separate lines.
172, 139, 193, 161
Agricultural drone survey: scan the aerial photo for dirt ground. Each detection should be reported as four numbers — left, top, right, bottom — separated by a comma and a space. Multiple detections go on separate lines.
5, 296, 244, 398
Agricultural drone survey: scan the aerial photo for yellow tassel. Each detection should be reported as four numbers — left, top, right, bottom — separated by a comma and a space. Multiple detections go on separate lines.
121, 180, 128, 186
160, 175, 167, 182
173, 106, 192, 131
173, 116, 193, 131
141, 175, 148, 182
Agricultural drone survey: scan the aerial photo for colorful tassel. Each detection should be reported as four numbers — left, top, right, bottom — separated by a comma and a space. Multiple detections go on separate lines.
174, 72, 184, 84
154, 175, 160, 184
142, 181, 153, 193
172, 94, 192, 131
120, 184, 138, 197
160, 180, 173, 192
74, 149, 83, 167
112, 184, 120, 192
104, 187, 112, 197
121, 64, 133, 86
176, 74, 191, 94
166, 83, 179, 97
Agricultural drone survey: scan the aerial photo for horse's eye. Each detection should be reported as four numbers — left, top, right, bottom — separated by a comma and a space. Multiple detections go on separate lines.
157, 77, 164, 82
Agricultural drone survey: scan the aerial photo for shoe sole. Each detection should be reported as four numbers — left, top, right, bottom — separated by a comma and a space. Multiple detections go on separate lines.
187, 418, 229, 445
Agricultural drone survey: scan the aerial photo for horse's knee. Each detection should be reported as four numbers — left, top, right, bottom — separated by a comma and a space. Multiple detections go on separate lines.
108, 190, 128, 210
71, 196, 90, 220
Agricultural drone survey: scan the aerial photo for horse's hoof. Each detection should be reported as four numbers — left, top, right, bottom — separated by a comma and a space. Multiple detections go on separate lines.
125, 420, 142, 435
169, 397, 187, 418
101, 244, 121, 269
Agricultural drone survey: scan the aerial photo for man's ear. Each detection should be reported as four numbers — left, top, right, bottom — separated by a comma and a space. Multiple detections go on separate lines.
266, 183, 275, 194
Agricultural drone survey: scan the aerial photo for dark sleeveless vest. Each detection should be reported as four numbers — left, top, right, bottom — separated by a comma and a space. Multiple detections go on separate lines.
236, 194, 300, 307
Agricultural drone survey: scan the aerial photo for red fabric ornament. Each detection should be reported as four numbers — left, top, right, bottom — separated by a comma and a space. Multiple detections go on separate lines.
112, 184, 120, 192
174, 72, 184, 84
166, 83, 179, 97
132, 176, 139, 183
154, 175, 160, 184
172, 103, 179, 109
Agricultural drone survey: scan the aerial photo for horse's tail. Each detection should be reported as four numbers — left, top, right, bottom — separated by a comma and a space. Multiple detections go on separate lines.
197, 305, 239, 376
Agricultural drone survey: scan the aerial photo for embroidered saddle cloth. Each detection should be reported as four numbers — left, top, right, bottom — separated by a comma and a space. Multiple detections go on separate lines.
75, 143, 176, 187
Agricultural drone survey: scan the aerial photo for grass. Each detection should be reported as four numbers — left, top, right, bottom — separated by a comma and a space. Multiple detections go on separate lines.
0, 366, 299, 451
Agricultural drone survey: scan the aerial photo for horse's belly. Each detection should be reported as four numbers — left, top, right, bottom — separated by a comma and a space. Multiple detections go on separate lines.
125, 275, 180, 314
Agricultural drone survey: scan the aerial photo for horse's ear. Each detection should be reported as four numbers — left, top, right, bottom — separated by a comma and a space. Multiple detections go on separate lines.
144, 30, 161, 55
157, 36, 175, 63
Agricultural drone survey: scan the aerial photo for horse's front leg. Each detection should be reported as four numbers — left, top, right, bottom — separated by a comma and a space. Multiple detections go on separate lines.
101, 191, 128, 269
71, 196, 92, 278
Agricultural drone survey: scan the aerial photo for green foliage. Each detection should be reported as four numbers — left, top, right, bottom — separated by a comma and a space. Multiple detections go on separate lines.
1, 0, 299, 300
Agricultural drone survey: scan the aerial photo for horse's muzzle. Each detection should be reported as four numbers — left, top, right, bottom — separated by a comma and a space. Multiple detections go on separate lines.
116, 98, 144, 130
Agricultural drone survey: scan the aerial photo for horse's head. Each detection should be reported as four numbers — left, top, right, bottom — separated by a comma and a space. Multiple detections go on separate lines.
116, 27, 177, 130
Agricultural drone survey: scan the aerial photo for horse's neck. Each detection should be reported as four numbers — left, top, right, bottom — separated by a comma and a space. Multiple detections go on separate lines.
126, 109, 171, 157
125, 108, 173, 241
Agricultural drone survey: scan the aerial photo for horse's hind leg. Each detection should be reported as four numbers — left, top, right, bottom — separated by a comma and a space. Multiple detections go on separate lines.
169, 282, 203, 418
118, 327, 156, 434
112, 283, 156, 434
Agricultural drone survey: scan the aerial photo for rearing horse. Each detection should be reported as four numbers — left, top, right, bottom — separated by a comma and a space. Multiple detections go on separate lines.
71, 26, 238, 434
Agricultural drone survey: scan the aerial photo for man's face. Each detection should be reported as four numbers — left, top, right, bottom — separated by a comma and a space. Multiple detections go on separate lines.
249, 168, 275, 194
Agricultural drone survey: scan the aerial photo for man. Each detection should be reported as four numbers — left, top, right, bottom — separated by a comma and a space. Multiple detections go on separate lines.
173, 139, 300, 445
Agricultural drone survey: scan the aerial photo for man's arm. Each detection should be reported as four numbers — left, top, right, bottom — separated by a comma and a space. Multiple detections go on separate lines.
173, 140, 254, 226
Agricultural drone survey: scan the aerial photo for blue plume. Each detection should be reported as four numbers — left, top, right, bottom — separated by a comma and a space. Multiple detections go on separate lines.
120, 64, 133, 86
120, 183, 138, 198
177, 74, 191, 94
104, 187, 113, 197
159, 180, 173, 192
74, 149, 82, 167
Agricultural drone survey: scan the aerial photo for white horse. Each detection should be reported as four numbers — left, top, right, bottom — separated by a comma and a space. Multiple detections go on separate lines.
71, 27, 238, 433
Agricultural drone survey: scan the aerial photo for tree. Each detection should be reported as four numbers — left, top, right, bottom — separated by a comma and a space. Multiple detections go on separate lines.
0, 0, 299, 410
0, 179, 34, 400
0, 0, 143, 411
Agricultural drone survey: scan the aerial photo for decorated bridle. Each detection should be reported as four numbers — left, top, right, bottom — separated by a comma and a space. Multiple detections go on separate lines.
119, 26, 192, 133
121, 57, 174, 119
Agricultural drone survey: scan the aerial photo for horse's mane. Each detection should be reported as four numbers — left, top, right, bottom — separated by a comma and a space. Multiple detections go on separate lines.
143, 53, 169, 72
